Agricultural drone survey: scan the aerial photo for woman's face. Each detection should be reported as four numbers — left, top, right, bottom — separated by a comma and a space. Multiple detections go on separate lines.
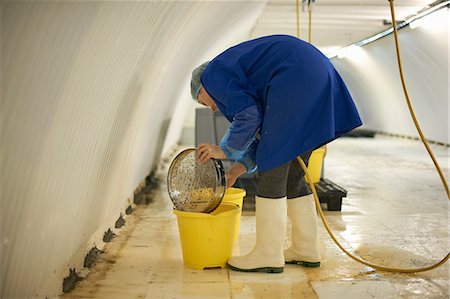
198, 88, 218, 112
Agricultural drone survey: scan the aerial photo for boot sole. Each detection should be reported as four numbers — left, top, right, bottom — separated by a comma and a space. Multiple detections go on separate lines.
227, 263, 284, 273
286, 260, 321, 268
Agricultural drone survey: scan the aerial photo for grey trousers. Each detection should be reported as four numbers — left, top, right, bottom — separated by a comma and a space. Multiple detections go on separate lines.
257, 150, 313, 199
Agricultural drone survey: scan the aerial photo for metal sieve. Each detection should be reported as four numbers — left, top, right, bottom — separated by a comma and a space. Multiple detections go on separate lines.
167, 148, 226, 213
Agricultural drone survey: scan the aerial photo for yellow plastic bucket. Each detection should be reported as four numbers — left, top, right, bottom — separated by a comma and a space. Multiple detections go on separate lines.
222, 188, 246, 243
305, 146, 326, 184
173, 203, 239, 270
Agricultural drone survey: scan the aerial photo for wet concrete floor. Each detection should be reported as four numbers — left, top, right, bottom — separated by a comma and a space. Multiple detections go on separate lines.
63, 135, 449, 298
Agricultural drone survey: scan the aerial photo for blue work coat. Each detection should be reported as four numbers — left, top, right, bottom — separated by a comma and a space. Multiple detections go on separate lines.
201, 35, 362, 172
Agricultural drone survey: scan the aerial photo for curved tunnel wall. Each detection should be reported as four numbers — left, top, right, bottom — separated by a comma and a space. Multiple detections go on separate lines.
331, 8, 449, 144
1, 1, 265, 297
1, 2, 448, 298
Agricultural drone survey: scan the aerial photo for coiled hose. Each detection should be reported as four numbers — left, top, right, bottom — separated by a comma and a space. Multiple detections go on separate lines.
296, 0, 449, 273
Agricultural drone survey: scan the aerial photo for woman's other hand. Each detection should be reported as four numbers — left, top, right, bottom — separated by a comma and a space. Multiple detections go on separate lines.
226, 163, 247, 188
197, 143, 227, 164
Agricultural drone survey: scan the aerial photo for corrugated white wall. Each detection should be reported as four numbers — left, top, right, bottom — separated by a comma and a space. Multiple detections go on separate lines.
331, 8, 449, 144
1, 1, 266, 298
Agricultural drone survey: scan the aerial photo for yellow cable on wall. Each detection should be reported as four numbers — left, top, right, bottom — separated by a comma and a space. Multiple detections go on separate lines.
296, 0, 300, 38
307, 1, 312, 43
296, 0, 314, 43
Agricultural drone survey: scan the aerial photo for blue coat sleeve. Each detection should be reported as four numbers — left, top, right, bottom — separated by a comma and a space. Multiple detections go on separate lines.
220, 130, 258, 173
201, 57, 262, 173
219, 105, 261, 173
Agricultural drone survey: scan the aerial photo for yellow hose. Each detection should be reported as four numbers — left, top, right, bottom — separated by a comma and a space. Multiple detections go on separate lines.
388, 0, 449, 199
293, 0, 449, 273
298, 157, 449, 273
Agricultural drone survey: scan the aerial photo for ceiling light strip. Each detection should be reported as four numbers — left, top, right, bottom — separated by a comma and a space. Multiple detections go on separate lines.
328, 1, 449, 59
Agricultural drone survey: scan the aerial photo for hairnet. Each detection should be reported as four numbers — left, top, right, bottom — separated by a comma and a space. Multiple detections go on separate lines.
190, 61, 209, 102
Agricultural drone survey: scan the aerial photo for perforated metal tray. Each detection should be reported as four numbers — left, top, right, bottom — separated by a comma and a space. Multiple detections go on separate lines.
167, 148, 226, 213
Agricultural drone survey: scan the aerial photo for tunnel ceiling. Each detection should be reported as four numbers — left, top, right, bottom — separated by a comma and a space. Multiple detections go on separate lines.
251, 0, 438, 55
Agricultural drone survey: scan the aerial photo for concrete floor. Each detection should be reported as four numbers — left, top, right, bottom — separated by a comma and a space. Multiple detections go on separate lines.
64, 135, 449, 298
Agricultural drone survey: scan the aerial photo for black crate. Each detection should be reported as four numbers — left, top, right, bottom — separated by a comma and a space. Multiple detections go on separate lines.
235, 178, 346, 212
315, 179, 347, 211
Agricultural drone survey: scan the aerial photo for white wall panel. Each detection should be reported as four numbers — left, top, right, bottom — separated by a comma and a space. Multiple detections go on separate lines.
173, 6, 266, 149
331, 8, 449, 144
1, 1, 266, 297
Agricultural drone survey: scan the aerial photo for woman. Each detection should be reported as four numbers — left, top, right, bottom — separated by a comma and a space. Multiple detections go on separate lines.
191, 35, 362, 273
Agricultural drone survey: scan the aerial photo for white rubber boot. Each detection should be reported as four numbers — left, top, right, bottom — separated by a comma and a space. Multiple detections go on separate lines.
227, 196, 287, 273
284, 194, 322, 267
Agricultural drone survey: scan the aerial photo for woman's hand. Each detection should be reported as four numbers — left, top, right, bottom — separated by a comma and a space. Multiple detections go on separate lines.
226, 163, 247, 188
196, 143, 227, 164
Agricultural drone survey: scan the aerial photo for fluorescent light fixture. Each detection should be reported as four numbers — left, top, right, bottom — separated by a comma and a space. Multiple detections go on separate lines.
409, 17, 424, 29
409, 6, 448, 29
322, 46, 342, 58
328, 1, 449, 59
336, 45, 361, 59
